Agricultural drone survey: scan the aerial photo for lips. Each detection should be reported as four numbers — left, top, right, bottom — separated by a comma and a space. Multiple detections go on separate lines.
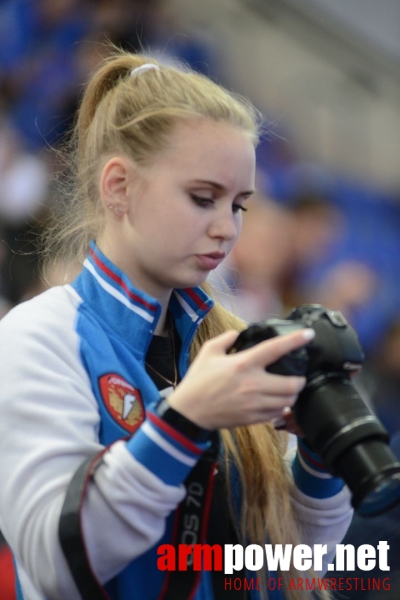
196, 252, 226, 270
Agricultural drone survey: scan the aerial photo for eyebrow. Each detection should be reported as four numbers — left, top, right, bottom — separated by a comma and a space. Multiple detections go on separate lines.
190, 179, 255, 198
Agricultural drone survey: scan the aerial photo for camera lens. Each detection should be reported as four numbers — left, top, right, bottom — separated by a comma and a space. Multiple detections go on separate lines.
334, 441, 400, 516
358, 477, 400, 517
293, 377, 400, 516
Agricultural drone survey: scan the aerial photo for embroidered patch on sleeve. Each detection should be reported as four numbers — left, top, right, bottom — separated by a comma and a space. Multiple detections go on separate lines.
99, 373, 145, 433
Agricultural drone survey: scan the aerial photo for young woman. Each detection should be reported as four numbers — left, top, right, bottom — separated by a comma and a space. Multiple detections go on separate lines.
0, 51, 352, 600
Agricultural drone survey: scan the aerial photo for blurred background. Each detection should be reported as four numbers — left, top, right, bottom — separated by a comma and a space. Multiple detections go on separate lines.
0, 1, 400, 597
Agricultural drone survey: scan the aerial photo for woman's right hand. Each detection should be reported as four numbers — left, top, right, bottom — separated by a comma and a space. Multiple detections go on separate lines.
167, 328, 315, 430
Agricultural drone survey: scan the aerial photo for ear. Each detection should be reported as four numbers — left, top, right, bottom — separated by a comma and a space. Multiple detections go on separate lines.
100, 156, 136, 216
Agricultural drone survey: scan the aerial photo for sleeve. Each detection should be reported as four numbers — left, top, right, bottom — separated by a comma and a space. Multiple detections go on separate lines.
0, 291, 206, 599
80, 409, 210, 587
286, 436, 353, 574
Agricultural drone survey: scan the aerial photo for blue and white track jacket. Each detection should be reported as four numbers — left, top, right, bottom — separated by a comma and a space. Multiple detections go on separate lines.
0, 242, 352, 600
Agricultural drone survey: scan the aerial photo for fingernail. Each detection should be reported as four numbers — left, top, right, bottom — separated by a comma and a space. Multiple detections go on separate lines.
271, 417, 286, 429
302, 328, 315, 341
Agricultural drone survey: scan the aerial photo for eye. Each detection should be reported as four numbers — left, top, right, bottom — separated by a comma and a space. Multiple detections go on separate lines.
232, 203, 248, 214
191, 194, 214, 208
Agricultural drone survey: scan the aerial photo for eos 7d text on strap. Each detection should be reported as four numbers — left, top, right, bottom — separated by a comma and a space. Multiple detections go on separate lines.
158, 432, 249, 600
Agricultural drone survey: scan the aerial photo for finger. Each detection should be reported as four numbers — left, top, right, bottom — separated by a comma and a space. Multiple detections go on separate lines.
271, 406, 294, 429
249, 392, 299, 415
206, 329, 241, 354
273, 407, 304, 435
248, 401, 297, 425
259, 394, 298, 412
271, 416, 287, 429
258, 372, 306, 396
283, 408, 304, 436
243, 328, 315, 368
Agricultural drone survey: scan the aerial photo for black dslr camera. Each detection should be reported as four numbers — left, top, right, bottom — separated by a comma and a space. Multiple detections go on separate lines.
230, 304, 400, 517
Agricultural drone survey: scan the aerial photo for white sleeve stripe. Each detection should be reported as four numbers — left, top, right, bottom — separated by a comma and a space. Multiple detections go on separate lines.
141, 421, 197, 467
297, 450, 333, 479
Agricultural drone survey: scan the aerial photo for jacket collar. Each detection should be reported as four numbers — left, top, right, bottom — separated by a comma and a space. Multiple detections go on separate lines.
72, 241, 214, 360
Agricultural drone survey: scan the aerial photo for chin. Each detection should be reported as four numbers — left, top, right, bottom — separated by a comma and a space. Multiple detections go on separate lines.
173, 272, 209, 290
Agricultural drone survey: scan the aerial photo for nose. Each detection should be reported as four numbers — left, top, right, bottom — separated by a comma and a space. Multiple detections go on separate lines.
208, 207, 240, 242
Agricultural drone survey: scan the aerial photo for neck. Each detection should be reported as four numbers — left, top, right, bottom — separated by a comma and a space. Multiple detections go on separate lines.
154, 304, 171, 336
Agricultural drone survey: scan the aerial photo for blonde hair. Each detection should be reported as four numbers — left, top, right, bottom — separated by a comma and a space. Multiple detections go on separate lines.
42, 48, 260, 267
44, 48, 329, 598
194, 285, 330, 600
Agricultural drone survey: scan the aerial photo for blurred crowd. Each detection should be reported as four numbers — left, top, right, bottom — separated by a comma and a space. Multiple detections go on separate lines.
1, 1, 400, 598
0, 0, 216, 312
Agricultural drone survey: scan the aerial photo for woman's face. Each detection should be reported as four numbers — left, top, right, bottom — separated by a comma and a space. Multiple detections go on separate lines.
106, 118, 256, 300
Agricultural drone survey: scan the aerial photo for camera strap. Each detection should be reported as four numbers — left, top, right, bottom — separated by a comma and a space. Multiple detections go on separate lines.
158, 432, 249, 600
59, 450, 110, 600
207, 470, 250, 599
157, 433, 219, 599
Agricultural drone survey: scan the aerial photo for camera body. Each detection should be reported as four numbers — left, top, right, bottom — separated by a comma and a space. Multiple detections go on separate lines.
232, 304, 364, 379
230, 304, 400, 516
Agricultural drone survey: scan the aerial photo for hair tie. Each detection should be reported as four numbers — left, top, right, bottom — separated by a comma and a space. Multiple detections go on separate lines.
130, 64, 160, 78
